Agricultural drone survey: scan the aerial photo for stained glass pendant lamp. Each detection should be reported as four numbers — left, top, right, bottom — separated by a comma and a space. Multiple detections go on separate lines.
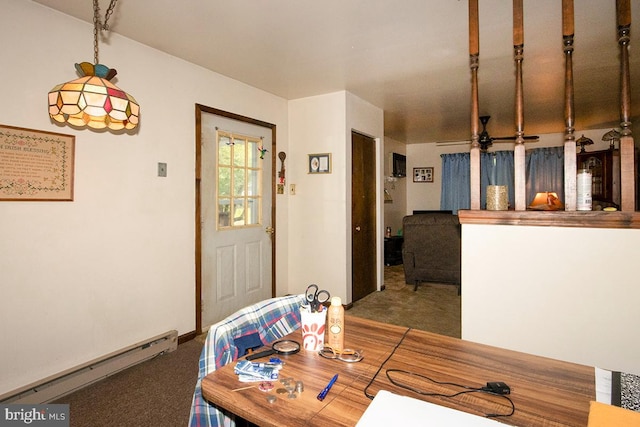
48, 0, 139, 131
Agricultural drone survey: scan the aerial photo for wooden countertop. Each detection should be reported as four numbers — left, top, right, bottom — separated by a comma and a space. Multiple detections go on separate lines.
201, 315, 595, 426
458, 209, 640, 229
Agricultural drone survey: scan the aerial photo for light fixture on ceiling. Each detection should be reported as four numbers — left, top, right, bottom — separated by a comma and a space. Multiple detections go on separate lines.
601, 129, 621, 150
48, 0, 139, 131
576, 135, 593, 153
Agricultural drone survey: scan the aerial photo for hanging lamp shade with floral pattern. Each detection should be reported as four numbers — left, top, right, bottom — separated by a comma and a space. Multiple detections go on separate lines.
48, 62, 139, 131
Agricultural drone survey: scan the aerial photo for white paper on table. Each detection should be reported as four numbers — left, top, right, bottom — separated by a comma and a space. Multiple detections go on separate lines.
356, 390, 505, 427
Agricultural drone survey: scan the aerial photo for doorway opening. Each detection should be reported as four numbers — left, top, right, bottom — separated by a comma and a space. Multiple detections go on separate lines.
351, 130, 377, 302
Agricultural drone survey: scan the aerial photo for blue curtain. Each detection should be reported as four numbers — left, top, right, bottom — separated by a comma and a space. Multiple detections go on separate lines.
526, 146, 564, 204
440, 152, 470, 213
441, 147, 564, 212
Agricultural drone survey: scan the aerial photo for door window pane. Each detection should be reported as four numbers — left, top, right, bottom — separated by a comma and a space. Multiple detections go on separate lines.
218, 200, 230, 227
233, 198, 245, 225
233, 139, 245, 167
218, 136, 231, 166
233, 169, 245, 195
218, 167, 231, 196
247, 170, 259, 196
216, 130, 263, 229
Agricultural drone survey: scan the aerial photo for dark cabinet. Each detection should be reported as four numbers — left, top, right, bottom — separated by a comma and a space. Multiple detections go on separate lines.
577, 149, 620, 208
384, 236, 403, 266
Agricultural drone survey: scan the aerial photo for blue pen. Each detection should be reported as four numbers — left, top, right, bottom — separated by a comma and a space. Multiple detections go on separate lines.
317, 374, 338, 401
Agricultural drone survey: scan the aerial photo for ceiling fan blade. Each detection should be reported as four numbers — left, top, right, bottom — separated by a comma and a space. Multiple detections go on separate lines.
435, 140, 471, 147
491, 135, 539, 141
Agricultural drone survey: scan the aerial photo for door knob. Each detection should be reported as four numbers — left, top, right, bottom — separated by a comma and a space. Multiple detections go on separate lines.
355, 226, 361, 232
265, 226, 274, 235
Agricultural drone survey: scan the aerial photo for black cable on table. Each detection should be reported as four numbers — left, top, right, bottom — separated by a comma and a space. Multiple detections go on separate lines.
363, 327, 411, 400
362, 328, 515, 418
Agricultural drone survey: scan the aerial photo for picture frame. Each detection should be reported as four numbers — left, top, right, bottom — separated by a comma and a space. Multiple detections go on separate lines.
308, 153, 331, 174
413, 167, 434, 183
0, 124, 75, 201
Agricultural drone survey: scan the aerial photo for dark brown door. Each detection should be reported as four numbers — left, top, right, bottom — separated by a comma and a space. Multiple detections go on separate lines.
352, 131, 377, 302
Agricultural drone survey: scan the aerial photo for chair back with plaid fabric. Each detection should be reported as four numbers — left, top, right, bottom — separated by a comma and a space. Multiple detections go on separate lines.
189, 294, 305, 427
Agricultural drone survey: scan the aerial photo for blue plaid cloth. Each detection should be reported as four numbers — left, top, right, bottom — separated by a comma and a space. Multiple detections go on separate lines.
188, 294, 305, 427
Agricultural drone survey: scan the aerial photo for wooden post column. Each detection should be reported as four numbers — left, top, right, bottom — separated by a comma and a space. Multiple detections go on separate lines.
513, 0, 526, 210
563, 0, 577, 211
469, 0, 481, 210
617, 0, 636, 211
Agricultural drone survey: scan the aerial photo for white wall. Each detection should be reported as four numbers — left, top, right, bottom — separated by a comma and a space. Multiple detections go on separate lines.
287, 92, 383, 304
0, 1, 289, 395
406, 128, 615, 212
287, 93, 347, 303
461, 224, 640, 375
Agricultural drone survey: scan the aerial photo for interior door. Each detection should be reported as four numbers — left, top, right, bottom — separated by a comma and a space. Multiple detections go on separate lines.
351, 131, 377, 302
198, 107, 275, 331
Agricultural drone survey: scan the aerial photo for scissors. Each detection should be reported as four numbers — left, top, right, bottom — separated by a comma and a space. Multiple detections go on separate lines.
305, 284, 330, 313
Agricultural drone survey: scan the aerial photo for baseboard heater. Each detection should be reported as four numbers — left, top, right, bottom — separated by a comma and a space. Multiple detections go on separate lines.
0, 330, 178, 404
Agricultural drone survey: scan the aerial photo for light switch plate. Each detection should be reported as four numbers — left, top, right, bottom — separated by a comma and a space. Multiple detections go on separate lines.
158, 162, 167, 177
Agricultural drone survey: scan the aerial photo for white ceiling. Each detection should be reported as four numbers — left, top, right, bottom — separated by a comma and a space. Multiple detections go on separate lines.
32, 0, 640, 144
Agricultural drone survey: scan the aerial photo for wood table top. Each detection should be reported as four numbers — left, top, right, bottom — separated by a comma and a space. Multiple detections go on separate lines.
201, 315, 595, 426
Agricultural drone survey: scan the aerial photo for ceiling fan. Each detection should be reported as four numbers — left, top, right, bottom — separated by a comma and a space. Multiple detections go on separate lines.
436, 115, 539, 152
477, 115, 539, 151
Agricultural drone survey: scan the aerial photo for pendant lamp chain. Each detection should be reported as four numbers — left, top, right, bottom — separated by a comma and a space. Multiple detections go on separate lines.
48, 0, 140, 130
93, 0, 118, 65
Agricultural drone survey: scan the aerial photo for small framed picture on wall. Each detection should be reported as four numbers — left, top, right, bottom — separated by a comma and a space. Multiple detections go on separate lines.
308, 153, 331, 174
413, 167, 434, 183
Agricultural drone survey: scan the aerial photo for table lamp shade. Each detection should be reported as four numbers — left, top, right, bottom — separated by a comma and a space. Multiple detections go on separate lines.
529, 191, 564, 210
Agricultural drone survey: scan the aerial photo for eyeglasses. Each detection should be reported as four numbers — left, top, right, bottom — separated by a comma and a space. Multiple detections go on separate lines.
318, 346, 364, 363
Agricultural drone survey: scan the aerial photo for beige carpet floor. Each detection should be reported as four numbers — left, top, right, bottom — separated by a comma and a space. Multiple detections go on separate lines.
347, 265, 461, 338
54, 339, 203, 427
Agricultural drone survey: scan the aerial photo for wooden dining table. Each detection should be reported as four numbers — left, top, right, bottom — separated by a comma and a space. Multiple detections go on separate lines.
201, 315, 595, 426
